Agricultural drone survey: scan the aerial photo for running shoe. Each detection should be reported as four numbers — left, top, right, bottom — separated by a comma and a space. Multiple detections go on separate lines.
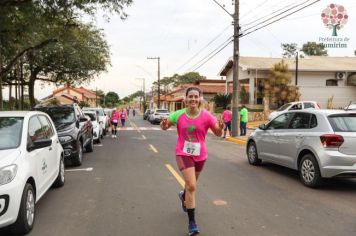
188, 221, 200, 236
178, 190, 187, 212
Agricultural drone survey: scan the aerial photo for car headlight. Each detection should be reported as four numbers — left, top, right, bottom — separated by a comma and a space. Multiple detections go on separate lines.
0, 165, 18, 185
59, 136, 73, 143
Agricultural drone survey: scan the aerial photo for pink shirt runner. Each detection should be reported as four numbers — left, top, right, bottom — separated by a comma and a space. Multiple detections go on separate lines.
169, 109, 217, 161
111, 111, 120, 123
120, 111, 127, 120
221, 110, 232, 123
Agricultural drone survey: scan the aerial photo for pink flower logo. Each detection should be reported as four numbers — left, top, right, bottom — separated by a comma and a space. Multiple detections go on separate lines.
321, 3, 348, 36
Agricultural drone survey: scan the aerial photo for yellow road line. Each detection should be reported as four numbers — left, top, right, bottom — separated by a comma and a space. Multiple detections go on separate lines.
149, 144, 158, 153
142, 135, 146, 140
165, 164, 185, 188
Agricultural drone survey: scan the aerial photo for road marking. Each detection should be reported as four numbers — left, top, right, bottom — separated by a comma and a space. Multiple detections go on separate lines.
142, 135, 146, 140
165, 164, 185, 188
94, 144, 103, 146
65, 167, 93, 172
149, 144, 158, 153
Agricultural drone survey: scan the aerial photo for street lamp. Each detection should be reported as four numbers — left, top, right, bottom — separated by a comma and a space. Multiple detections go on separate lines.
147, 56, 160, 109
136, 78, 146, 111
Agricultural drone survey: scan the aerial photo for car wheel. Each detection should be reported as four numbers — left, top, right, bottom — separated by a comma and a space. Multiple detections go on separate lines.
86, 135, 94, 152
103, 128, 107, 136
53, 156, 65, 188
11, 183, 35, 235
97, 135, 101, 143
247, 141, 262, 165
299, 154, 322, 188
72, 141, 83, 166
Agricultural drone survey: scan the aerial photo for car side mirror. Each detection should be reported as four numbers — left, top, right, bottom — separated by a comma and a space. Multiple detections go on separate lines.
258, 124, 267, 130
27, 139, 52, 151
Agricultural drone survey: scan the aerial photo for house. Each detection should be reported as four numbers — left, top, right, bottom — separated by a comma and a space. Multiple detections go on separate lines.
42, 86, 98, 107
162, 80, 232, 111
219, 56, 356, 108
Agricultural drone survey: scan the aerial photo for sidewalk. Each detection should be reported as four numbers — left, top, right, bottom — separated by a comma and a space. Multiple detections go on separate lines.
225, 120, 267, 145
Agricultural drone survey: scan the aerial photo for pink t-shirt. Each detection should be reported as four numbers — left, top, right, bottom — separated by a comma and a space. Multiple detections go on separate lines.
221, 110, 232, 123
120, 111, 127, 120
111, 111, 120, 123
169, 109, 217, 161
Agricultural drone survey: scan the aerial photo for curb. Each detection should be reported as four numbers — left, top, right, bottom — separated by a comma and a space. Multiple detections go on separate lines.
225, 137, 247, 145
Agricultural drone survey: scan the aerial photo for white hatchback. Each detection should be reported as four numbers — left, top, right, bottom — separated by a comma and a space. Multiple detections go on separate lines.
268, 101, 320, 120
0, 111, 65, 234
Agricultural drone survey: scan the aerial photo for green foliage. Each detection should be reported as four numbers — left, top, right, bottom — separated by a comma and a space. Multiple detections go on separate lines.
301, 42, 328, 56
264, 60, 300, 107
105, 92, 120, 106
281, 43, 298, 58
213, 93, 231, 109
214, 107, 224, 114
153, 72, 206, 90
240, 86, 249, 104
78, 101, 90, 108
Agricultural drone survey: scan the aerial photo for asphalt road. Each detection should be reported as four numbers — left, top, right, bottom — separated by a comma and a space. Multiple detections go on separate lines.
3, 113, 356, 236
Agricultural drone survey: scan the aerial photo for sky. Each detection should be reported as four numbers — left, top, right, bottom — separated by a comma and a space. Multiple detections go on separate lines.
30, 0, 356, 99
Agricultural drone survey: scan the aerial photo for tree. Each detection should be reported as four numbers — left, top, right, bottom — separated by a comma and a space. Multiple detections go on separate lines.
105, 91, 119, 106
212, 93, 231, 109
301, 42, 328, 56
321, 3, 348, 37
263, 60, 300, 108
281, 43, 298, 58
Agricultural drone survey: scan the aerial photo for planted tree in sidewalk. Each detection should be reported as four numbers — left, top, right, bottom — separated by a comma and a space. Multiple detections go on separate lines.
281, 43, 298, 58
263, 60, 300, 109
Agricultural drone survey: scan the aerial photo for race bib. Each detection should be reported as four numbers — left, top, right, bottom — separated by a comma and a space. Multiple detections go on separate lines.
183, 141, 201, 156
112, 119, 118, 123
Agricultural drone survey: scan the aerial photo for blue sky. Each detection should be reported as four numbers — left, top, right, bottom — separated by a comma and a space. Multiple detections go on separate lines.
33, 0, 356, 99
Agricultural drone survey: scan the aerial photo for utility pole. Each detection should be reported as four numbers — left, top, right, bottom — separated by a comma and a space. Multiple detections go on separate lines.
231, 0, 240, 137
147, 57, 160, 108
295, 51, 299, 86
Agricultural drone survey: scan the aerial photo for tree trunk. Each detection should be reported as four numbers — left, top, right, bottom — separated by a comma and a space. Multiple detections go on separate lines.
28, 75, 36, 108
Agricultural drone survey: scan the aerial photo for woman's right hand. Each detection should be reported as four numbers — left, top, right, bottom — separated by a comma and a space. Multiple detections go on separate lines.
160, 118, 170, 130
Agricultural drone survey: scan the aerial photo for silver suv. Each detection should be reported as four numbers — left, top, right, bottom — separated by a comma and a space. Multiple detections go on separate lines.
148, 109, 169, 124
247, 109, 356, 188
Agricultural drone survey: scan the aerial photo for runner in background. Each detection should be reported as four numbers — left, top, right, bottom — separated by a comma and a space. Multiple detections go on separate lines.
221, 105, 232, 138
120, 108, 127, 127
110, 108, 120, 138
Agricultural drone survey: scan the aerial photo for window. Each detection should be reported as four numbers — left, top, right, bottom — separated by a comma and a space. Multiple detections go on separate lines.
326, 79, 338, 86
288, 113, 311, 129
304, 102, 315, 109
289, 103, 302, 110
328, 114, 356, 132
28, 116, 44, 143
268, 113, 293, 130
310, 114, 318, 128
0, 117, 23, 150
38, 116, 54, 139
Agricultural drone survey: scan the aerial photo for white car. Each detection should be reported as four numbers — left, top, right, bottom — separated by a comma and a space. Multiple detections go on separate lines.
84, 111, 103, 143
148, 109, 170, 124
0, 111, 65, 234
268, 101, 320, 120
83, 107, 109, 135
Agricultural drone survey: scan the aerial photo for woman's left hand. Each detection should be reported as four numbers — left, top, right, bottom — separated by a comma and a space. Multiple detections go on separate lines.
218, 119, 224, 130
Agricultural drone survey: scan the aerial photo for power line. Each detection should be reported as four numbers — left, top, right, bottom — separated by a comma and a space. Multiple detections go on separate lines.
192, 39, 233, 72
241, 0, 320, 38
240, 0, 270, 21
242, 0, 311, 31
175, 24, 232, 72
185, 36, 233, 72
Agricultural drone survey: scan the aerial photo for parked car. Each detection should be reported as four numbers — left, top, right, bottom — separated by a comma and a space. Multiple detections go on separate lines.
247, 109, 356, 188
83, 111, 103, 143
268, 101, 320, 120
148, 109, 170, 124
143, 109, 151, 120
83, 107, 109, 136
34, 104, 93, 166
0, 111, 65, 234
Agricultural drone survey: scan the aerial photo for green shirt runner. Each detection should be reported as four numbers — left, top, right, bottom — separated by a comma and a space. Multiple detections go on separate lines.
239, 107, 248, 123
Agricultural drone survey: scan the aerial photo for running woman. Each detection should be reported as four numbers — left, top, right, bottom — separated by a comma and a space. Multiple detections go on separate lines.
160, 87, 224, 236
221, 105, 232, 138
120, 108, 127, 127
110, 108, 120, 138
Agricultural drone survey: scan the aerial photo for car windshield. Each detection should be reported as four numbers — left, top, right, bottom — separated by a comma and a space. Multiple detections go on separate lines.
0, 117, 23, 150
85, 109, 104, 116
328, 114, 356, 132
47, 107, 75, 124
277, 103, 291, 111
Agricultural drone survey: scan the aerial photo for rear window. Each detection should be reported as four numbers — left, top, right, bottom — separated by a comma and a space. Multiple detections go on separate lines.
277, 103, 291, 111
0, 117, 23, 150
156, 110, 169, 113
45, 107, 75, 124
328, 114, 356, 132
